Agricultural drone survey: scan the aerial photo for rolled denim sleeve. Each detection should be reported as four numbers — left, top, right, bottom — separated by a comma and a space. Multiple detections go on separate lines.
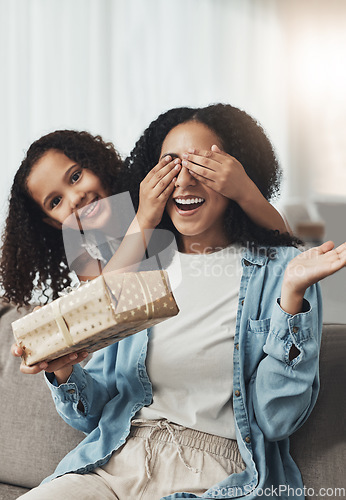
44, 349, 118, 434
252, 282, 322, 441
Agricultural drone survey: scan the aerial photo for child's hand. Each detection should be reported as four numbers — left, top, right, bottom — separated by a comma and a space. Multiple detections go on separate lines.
281, 241, 346, 314
181, 145, 252, 204
137, 155, 181, 228
11, 342, 88, 384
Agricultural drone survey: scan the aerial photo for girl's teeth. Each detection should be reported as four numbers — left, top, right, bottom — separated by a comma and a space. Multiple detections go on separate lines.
83, 199, 97, 216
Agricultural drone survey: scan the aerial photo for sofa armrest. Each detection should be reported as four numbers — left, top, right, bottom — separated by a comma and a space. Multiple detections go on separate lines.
0, 301, 86, 490
290, 324, 346, 496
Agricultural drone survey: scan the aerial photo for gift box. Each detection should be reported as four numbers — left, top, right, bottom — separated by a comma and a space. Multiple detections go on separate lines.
12, 270, 179, 366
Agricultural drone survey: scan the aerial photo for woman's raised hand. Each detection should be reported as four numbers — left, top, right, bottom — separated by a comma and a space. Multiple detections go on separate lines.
137, 155, 181, 228
284, 241, 346, 293
181, 145, 252, 203
281, 241, 346, 315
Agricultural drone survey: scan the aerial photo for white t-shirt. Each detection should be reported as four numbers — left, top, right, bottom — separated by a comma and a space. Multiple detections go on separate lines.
137, 245, 243, 439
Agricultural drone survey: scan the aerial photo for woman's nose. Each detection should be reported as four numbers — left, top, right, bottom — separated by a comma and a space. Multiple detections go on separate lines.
174, 166, 197, 188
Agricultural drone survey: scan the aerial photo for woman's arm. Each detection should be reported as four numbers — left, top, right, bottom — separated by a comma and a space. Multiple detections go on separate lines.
11, 343, 114, 433
44, 349, 118, 434
251, 285, 322, 441
252, 241, 346, 441
281, 240, 346, 315
181, 145, 290, 234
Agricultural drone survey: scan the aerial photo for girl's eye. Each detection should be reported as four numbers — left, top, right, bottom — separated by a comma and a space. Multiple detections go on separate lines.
50, 196, 61, 209
71, 170, 82, 183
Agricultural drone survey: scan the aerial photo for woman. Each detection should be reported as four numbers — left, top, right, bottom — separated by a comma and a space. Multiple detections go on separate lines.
14, 105, 346, 499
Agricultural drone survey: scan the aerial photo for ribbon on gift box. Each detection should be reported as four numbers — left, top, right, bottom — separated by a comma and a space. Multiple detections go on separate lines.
134, 272, 155, 320
49, 273, 116, 349
50, 299, 74, 347
48, 269, 169, 349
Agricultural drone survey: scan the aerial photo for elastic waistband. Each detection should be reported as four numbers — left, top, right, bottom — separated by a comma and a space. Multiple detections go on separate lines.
130, 419, 242, 462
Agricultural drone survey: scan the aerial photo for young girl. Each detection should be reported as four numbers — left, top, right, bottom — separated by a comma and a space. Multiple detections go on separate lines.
0, 129, 181, 306
8, 106, 346, 499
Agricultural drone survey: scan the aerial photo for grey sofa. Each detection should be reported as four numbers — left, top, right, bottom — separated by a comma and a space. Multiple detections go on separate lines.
0, 301, 345, 499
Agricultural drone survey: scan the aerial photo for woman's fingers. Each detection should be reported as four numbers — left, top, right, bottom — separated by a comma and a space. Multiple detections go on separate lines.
329, 241, 346, 271
334, 241, 346, 256
20, 362, 44, 375
11, 343, 23, 357
43, 351, 89, 374
285, 240, 346, 294
18, 350, 88, 375
317, 240, 335, 254
313, 241, 346, 270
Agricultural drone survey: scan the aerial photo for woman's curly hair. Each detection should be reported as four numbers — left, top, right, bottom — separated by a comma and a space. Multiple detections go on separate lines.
125, 103, 300, 250
0, 130, 124, 306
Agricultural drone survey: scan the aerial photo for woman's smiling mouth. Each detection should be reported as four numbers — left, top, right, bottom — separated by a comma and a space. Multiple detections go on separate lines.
174, 196, 205, 214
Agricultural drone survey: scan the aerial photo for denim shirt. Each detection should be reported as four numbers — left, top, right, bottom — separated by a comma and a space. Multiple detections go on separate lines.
43, 246, 322, 499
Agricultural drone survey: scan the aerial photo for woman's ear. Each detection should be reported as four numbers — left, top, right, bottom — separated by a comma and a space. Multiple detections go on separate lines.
42, 217, 62, 230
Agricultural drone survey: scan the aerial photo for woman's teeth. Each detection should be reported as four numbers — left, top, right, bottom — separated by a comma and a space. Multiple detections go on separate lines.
175, 197, 205, 205
174, 197, 205, 212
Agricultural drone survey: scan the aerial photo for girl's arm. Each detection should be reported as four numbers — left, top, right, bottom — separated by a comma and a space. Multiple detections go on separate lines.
181, 145, 290, 234
78, 155, 181, 280
232, 180, 290, 234
252, 241, 346, 441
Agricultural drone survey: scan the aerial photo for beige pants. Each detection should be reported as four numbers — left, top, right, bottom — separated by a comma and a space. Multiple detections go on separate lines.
19, 419, 245, 500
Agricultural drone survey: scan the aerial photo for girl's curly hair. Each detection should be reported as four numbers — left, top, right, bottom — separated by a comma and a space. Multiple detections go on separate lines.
1, 130, 124, 306
125, 103, 300, 250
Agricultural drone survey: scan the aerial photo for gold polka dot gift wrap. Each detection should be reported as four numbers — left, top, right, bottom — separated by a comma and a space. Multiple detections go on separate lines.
11, 270, 179, 366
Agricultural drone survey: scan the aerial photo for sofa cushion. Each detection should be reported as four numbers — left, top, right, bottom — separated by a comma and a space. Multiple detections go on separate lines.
0, 482, 29, 500
0, 301, 86, 489
290, 323, 346, 495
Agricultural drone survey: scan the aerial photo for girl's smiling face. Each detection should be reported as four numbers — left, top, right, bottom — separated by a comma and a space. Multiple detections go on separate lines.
161, 121, 230, 253
26, 149, 111, 230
